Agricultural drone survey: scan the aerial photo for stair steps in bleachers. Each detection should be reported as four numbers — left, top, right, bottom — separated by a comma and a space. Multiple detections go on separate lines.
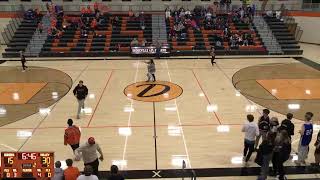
263, 15, 303, 55
152, 14, 167, 44
2, 18, 39, 58
25, 14, 50, 57
253, 15, 283, 55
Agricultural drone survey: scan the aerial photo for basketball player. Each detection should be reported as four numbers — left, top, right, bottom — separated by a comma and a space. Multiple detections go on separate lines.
210, 47, 216, 66
145, 59, 156, 82
64, 119, 81, 152
20, 51, 28, 71
73, 80, 88, 119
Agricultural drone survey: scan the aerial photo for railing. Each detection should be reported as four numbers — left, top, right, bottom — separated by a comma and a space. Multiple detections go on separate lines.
0, 18, 23, 45
281, 8, 304, 42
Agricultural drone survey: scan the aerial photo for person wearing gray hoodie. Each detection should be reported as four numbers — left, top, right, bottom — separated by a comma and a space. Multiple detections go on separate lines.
53, 161, 64, 180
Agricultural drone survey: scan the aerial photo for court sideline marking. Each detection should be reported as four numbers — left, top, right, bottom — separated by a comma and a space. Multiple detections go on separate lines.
122, 61, 140, 167
165, 60, 191, 168
17, 62, 91, 152
191, 70, 222, 125
86, 70, 114, 127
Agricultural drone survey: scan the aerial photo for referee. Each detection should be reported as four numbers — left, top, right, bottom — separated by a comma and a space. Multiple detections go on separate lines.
73, 80, 88, 119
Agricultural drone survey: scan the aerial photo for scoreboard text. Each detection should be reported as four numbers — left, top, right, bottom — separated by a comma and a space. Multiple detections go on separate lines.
1, 152, 54, 178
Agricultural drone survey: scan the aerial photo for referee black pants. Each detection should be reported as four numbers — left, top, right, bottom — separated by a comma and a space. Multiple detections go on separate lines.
84, 158, 99, 176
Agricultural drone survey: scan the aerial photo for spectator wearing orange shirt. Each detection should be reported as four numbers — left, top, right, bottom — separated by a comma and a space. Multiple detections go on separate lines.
64, 119, 81, 152
91, 18, 97, 32
81, 7, 86, 15
64, 159, 80, 180
86, 5, 92, 14
94, 2, 99, 15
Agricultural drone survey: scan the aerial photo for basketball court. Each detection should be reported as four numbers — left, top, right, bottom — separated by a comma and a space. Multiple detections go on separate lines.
0, 43, 319, 179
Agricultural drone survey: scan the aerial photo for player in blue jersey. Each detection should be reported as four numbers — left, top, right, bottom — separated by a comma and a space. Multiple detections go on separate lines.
295, 112, 314, 166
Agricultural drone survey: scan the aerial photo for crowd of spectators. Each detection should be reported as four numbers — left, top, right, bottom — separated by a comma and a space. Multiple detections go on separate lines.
166, 1, 257, 49
47, 2, 111, 38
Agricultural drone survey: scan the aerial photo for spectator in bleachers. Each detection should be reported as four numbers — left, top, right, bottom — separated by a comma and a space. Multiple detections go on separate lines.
53, 161, 64, 180
130, 38, 139, 47
81, 7, 87, 15
94, 2, 100, 16
128, 9, 134, 18
86, 5, 92, 15
112, 16, 120, 27
91, 18, 98, 33
77, 166, 99, 180
139, 12, 145, 30
140, 38, 147, 47
215, 39, 223, 49
64, 159, 80, 180
108, 165, 124, 180
226, 0, 232, 11
62, 19, 70, 30
38, 22, 43, 33
75, 137, 104, 176
64, 119, 81, 153
229, 35, 237, 49
169, 27, 176, 39
242, 32, 249, 46
165, 8, 171, 20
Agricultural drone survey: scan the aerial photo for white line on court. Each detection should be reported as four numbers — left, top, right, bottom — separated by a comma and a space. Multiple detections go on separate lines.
165, 60, 192, 168
121, 61, 140, 167
0, 143, 18, 151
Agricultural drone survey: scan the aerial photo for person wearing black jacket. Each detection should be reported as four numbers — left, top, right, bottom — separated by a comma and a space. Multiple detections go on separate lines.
255, 109, 270, 149
272, 130, 291, 180
279, 113, 295, 139
20, 51, 28, 71
108, 165, 124, 180
257, 132, 275, 180
73, 80, 88, 119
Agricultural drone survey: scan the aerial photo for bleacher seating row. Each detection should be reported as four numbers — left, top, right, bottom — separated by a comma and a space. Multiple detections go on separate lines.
2, 13, 304, 58
166, 14, 267, 55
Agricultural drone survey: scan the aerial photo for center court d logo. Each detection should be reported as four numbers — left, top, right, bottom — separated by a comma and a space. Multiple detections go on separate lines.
124, 81, 183, 102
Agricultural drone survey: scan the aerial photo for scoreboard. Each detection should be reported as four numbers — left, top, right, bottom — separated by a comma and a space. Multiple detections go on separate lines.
1, 152, 54, 179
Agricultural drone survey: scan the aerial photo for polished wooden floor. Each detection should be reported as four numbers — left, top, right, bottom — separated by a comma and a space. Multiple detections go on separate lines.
0, 44, 319, 179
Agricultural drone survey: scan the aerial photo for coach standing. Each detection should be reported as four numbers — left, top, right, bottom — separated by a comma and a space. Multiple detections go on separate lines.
73, 80, 88, 119
75, 137, 104, 177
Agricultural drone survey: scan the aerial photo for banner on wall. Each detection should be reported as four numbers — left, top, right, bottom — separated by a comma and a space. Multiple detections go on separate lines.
131, 45, 170, 55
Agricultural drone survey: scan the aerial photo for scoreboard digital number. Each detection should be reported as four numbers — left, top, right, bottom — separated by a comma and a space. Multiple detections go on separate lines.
1, 152, 54, 179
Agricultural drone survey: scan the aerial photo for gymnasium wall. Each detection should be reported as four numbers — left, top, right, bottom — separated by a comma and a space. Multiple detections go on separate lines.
294, 16, 320, 45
